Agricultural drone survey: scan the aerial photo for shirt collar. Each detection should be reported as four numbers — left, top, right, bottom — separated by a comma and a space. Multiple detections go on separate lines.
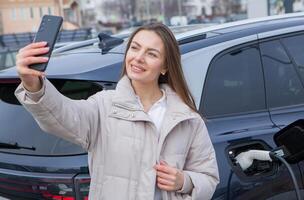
135, 89, 167, 112
113, 75, 195, 117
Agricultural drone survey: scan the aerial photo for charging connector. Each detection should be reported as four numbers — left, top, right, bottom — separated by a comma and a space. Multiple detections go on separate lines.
235, 150, 272, 171
234, 148, 301, 200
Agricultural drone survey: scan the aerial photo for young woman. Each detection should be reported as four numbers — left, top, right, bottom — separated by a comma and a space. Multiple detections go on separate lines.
15, 23, 219, 200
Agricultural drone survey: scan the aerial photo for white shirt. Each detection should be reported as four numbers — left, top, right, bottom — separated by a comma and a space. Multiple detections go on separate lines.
136, 89, 166, 200
136, 89, 166, 135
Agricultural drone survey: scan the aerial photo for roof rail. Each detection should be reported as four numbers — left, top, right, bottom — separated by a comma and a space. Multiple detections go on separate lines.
176, 12, 304, 41
54, 33, 126, 54
53, 38, 99, 53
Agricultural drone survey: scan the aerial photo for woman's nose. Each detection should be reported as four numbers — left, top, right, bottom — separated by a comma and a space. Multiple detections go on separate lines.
134, 51, 145, 62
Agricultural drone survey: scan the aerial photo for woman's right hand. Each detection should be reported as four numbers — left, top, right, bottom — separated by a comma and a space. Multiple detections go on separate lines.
16, 42, 49, 92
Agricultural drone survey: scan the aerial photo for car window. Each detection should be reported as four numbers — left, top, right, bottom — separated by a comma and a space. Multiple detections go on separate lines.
0, 50, 17, 70
203, 44, 265, 117
281, 33, 304, 83
260, 40, 304, 108
0, 80, 103, 156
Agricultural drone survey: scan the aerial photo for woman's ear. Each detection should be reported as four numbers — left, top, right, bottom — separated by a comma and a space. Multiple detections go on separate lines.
161, 68, 167, 75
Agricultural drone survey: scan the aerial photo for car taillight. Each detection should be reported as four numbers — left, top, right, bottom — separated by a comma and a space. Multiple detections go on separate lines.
39, 182, 75, 200
0, 174, 77, 199
74, 174, 90, 200
42, 193, 75, 200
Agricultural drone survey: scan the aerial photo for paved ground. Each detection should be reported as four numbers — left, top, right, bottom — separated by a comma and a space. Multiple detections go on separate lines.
0, 197, 9, 200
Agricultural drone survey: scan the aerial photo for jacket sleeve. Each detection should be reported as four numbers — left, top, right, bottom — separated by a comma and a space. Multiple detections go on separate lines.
14, 78, 102, 152
180, 119, 220, 200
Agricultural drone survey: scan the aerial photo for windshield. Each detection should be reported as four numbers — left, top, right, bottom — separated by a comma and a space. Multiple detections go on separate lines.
0, 79, 109, 156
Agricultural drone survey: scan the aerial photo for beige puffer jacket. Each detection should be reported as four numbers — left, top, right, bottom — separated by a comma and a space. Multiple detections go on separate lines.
15, 76, 219, 200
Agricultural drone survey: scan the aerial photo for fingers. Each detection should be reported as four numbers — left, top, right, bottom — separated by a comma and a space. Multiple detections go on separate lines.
16, 42, 49, 74
17, 56, 48, 67
155, 162, 176, 175
154, 160, 184, 191
18, 65, 45, 77
157, 182, 175, 191
18, 47, 49, 59
17, 42, 49, 65
156, 172, 177, 191
156, 170, 175, 181
19, 41, 48, 53
157, 176, 175, 186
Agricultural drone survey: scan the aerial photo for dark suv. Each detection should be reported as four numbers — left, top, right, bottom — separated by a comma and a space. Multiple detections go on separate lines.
1, 13, 304, 200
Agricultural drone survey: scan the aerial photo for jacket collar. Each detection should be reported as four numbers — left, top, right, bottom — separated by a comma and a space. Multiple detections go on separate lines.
112, 76, 142, 111
112, 75, 195, 118
112, 76, 200, 161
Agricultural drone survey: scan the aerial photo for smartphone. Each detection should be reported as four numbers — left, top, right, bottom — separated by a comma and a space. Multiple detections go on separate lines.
29, 15, 63, 71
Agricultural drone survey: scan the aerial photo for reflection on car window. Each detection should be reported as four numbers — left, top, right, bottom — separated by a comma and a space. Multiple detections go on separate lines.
281, 33, 304, 83
0, 50, 17, 70
52, 80, 103, 100
0, 80, 103, 105
203, 44, 265, 117
260, 40, 304, 108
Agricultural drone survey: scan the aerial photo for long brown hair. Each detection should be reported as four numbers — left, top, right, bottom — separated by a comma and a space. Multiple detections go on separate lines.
121, 23, 197, 112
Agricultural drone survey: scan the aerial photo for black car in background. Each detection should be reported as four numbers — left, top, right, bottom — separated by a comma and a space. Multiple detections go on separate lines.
1, 13, 304, 199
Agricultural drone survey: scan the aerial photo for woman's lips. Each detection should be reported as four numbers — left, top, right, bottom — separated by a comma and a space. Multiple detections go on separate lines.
131, 64, 146, 73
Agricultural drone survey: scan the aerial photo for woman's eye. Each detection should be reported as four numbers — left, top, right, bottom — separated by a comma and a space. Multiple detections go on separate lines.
148, 52, 157, 58
130, 46, 138, 50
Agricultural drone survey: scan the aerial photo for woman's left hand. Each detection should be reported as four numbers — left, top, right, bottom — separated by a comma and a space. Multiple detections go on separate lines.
154, 160, 184, 191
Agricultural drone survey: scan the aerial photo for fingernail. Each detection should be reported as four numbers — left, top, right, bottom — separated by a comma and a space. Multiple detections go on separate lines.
44, 57, 49, 61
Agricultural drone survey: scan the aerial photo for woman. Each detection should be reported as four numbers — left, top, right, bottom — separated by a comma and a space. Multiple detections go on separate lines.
15, 23, 219, 200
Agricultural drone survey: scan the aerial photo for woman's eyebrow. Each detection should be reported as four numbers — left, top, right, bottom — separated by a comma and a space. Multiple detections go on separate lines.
131, 41, 161, 54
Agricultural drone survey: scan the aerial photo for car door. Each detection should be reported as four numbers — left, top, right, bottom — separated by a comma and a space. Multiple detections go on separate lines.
259, 33, 304, 130
259, 33, 304, 198
200, 42, 302, 200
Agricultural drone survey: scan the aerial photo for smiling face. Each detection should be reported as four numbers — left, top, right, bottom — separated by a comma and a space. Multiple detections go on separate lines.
125, 30, 166, 86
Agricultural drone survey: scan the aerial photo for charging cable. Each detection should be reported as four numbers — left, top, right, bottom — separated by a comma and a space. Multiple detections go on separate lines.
234, 149, 302, 200
269, 151, 302, 200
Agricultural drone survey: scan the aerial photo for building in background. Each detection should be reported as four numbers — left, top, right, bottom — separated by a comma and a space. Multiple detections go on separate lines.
0, 0, 60, 34
183, 0, 215, 18
62, 0, 82, 29
0, 0, 83, 34
77, 0, 96, 28
269, 0, 304, 15
1, 0, 304, 34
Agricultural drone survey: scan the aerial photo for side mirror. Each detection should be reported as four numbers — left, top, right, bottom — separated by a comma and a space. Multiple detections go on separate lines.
274, 119, 304, 164
225, 140, 278, 182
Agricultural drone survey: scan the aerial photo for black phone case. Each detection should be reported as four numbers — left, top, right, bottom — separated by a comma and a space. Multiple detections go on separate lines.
29, 15, 63, 71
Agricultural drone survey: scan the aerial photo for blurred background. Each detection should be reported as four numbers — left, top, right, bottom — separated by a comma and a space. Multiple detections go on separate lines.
0, 0, 303, 70
0, 0, 303, 35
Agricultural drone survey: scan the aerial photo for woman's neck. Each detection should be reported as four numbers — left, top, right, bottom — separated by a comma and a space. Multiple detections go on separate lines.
131, 80, 163, 112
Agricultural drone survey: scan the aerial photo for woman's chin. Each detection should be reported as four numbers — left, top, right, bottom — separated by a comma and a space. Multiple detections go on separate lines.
127, 72, 145, 81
